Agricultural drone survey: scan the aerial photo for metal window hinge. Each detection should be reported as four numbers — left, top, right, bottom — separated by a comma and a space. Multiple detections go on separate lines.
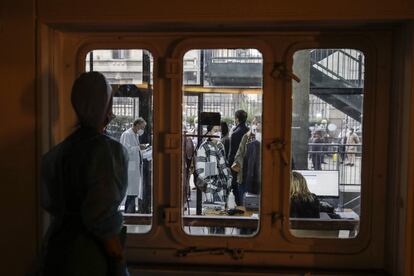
162, 132, 180, 153
159, 58, 181, 79
271, 212, 284, 225
268, 138, 289, 166
271, 62, 301, 83
177, 247, 244, 260
163, 207, 180, 226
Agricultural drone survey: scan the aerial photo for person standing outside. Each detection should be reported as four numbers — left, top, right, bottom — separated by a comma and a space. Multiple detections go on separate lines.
346, 127, 360, 166
120, 118, 147, 213
310, 130, 324, 170
228, 110, 249, 206
220, 121, 230, 163
338, 127, 348, 164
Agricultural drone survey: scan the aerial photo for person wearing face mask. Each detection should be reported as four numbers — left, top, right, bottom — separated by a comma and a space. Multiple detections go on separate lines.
195, 125, 232, 204
232, 116, 262, 203
120, 117, 147, 213
40, 72, 129, 275
228, 110, 249, 206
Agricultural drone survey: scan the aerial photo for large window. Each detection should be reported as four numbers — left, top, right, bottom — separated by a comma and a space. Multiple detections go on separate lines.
86, 49, 154, 234
181, 49, 263, 236
290, 49, 364, 239
50, 32, 390, 268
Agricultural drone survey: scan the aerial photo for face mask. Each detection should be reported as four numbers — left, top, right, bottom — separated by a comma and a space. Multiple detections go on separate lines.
137, 129, 144, 136
251, 125, 257, 134
210, 133, 219, 141
255, 132, 262, 142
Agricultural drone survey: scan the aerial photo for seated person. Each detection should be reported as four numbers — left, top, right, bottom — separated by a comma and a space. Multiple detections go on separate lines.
290, 171, 320, 218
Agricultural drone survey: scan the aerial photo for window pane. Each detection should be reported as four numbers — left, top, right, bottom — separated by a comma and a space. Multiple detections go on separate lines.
86, 49, 153, 234
290, 49, 363, 239
182, 49, 263, 236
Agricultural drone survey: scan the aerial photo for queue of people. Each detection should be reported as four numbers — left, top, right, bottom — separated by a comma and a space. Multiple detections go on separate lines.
185, 109, 331, 220
309, 125, 360, 170
188, 109, 262, 210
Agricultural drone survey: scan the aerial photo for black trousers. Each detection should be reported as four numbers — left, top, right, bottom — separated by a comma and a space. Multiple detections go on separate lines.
140, 160, 152, 214
231, 171, 242, 206
124, 195, 137, 213
312, 153, 322, 170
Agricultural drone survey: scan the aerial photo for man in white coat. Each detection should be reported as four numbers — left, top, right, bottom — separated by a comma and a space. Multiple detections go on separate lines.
120, 117, 147, 213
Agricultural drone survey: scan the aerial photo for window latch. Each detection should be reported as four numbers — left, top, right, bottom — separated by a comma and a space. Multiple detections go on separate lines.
163, 207, 180, 226
268, 138, 288, 166
271, 62, 301, 83
271, 212, 284, 225
159, 58, 181, 79
177, 247, 244, 260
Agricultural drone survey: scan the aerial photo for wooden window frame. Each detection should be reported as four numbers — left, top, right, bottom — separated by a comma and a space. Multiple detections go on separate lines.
38, 27, 392, 269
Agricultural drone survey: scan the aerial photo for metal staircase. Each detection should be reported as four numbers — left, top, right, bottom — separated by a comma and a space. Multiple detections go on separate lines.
309, 49, 364, 122
199, 48, 364, 122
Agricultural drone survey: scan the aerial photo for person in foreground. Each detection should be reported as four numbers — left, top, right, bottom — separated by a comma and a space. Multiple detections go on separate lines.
290, 171, 320, 218
40, 72, 129, 275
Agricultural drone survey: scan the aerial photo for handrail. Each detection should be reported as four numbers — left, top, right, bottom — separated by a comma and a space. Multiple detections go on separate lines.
337, 49, 363, 64
310, 58, 358, 88
343, 196, 361, 207
310, 49, 364, 88
310, 49, 364, 65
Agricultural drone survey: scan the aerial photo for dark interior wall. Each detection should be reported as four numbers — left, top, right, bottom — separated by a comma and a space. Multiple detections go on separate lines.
0, 0, 37, 275
404, 25, 414, 276
37, 0, 413, 23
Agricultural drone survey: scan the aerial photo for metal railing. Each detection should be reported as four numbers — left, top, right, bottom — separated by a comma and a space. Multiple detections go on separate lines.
307, 142, 362, 214
183, 94, 262, 120
310, 49, 364, 88
308, 143, 362, 186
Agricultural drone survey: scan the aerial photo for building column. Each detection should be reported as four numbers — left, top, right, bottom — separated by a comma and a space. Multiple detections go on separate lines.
292, 50, 310, 170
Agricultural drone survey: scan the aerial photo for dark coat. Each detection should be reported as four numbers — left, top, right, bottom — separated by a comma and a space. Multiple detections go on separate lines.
220, 134, 230, 163
228, 123, 249, 166
290, 194, 320, 218
242, 140, 261, 194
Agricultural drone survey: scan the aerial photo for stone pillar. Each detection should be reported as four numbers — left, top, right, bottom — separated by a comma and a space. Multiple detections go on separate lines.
292, 50, 310, 170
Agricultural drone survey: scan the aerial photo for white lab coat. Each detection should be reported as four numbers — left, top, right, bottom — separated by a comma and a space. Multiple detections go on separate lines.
120, 128, 143, 199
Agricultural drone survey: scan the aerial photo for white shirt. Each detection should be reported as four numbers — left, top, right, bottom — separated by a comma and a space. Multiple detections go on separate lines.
120, 128, 143, 198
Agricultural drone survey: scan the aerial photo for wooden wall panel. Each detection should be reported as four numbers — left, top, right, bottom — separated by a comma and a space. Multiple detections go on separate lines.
0, 0, 37, 275
37, 0, 413, 23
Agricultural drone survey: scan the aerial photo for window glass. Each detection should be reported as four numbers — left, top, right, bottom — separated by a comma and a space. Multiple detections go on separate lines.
290, 49, 363, 239
86, 49, 153, 234
182, 49, 263, 236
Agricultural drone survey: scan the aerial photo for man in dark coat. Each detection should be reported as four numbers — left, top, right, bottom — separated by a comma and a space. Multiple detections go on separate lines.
310, 130, 324, 170
228, 110, 249, 206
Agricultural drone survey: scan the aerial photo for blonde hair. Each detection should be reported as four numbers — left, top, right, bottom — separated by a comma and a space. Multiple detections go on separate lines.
290, 171, 314, 201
